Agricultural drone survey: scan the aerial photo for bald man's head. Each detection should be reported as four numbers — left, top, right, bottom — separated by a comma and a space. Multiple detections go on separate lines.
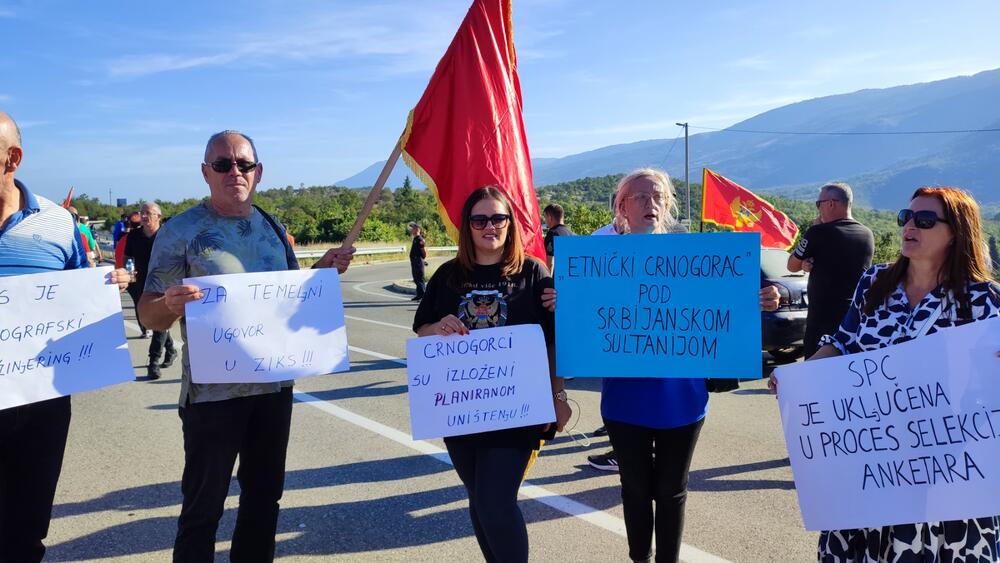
0, 112, 22, 151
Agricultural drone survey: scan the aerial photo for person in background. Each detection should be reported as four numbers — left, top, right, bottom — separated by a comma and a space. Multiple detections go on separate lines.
115, 212, 142, 269
408, 221, 427, 301
542, 203, 574, 273
413, 187, 571, 563
69, 207, 102, 265
282, 222, 295, 248
787, 182, 874, 357
124, 201, 176, 377
773, 186, 1000, 562
112, 213, 128, 246
544, 168, 780, 563
0, 111, 130, 563
138, 130, 355, 562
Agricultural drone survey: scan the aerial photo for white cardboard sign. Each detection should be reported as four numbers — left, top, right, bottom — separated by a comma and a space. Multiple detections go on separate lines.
0, 267, 133, 410
183, 269, 349, 383
406, 324, 556, 440
775, 317, 1000, 531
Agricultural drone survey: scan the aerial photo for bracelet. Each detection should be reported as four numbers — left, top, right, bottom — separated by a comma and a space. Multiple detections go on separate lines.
553, 390, 568, 402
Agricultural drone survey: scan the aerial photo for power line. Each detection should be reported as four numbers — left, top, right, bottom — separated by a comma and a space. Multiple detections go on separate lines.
688, 125, 1000, 136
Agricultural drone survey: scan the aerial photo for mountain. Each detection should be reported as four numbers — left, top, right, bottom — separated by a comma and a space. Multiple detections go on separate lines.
336, 159, 425, 189
341, 68, 1000, 208
336, 157, 560, 189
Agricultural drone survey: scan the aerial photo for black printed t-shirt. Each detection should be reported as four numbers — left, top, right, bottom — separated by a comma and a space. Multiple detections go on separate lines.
792, 218, 874, 350
413, 258, 555, 449
543, 224, 574, 257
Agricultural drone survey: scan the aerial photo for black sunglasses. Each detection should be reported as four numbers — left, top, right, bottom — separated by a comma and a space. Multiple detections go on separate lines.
815, 198, 840, 209
897, 209, 948, 229
469, 214, 510, 230
207, 158, 259, 173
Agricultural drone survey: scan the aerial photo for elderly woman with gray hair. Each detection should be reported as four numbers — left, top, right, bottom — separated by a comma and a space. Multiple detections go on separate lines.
543, 168, 780, 563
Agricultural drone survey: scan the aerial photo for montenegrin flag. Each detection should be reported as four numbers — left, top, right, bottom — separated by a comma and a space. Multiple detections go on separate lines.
701, 168, 799, 249
399, 0, 546, 260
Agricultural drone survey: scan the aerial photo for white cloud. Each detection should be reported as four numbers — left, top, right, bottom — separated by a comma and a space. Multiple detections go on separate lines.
105, 5, 466, 79
725, 56, 773, 71
0, 94, 10, 102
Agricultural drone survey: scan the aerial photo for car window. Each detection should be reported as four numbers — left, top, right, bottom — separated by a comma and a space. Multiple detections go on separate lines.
761, 248, 806, 278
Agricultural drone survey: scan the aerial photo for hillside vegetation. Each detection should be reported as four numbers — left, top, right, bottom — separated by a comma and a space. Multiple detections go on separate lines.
67, 173, 1000, 274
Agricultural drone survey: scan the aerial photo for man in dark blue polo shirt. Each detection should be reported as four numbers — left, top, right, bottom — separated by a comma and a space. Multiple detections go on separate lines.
0, 111, 129, 562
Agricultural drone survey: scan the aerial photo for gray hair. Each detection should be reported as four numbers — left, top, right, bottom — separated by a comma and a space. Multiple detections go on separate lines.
613, 168, 680, 234
204, 130, 259, 162
141, 201, 162, 216
821, 182, 853, 208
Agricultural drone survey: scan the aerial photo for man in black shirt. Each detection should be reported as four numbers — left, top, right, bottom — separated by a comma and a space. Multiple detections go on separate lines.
125, 202, 176, 379
408, 222, 427, 301
543, 203, 575, 273
788, 182, 874, 357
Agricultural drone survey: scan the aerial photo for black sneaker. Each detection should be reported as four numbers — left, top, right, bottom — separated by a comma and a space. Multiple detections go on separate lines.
593, 426, 608, 437
588, 450, 618, 472
160, 350, 177, 369
147, 363, 161, 381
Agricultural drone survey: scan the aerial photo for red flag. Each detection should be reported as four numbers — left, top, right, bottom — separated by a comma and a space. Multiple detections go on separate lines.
61, 186, 74, 209
400, 0, 545, 260
701, 168, 798, 249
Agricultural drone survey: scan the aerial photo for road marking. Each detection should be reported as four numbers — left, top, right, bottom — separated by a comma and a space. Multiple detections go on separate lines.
345, 315, 412, 331
349, 345, 407, 366
308, 347, 733, 563
350, 280, 412, 301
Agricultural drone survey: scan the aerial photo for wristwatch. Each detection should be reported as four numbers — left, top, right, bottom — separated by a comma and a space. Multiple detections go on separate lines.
553, 390, 568, 402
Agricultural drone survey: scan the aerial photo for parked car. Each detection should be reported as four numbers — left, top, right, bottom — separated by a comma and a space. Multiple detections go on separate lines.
760, 248, 808, 361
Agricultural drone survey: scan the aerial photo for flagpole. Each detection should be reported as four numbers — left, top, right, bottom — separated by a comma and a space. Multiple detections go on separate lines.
341, 140, 403, 248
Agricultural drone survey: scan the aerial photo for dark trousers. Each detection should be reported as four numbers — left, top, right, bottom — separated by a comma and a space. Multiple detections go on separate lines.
0, 396, 72, 563
128, 283, 175, 361
604, 418, 705, 563
446, 441, 533, 563
149, 328, 175, 363
410, 258, 426, 298
127, 284, 147, 334
173, 388, 293, 563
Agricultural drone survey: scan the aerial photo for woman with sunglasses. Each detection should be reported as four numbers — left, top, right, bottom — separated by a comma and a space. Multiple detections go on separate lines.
542, 168, 781, 563
413, 186, 571, 563
772, 186, 1000, 562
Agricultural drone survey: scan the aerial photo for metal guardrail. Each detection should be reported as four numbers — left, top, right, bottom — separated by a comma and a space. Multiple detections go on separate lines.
294, 245, 458, 259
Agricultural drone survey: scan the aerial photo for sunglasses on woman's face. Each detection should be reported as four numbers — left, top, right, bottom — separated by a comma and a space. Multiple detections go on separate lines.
207, 158, 259, 173
469, 214, 510, 230
897, 209, 948, 229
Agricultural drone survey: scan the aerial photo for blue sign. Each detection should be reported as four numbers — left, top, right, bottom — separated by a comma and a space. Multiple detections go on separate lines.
554, 232, 762, 379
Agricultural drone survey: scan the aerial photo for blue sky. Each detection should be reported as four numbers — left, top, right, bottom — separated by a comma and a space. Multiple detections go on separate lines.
3, 0, 999, 203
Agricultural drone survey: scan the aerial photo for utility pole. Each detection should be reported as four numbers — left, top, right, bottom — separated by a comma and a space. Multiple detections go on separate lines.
675, 122, 690, 229
108, 188, 112, 206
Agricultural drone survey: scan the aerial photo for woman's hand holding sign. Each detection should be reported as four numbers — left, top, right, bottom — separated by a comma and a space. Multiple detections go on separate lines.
419, 314, 470, 337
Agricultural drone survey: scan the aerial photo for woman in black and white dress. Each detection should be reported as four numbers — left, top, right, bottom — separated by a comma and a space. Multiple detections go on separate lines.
774, 186, 1000, 562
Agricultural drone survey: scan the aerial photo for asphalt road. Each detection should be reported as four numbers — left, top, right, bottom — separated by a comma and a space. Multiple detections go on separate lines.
43, 259, 816, 562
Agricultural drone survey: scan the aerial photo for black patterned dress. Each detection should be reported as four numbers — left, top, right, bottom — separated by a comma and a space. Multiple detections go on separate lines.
816, 264, 1000, 563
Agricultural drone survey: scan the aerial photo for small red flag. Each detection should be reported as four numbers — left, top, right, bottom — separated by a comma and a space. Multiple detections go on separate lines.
400, 0, 545, 260
61, 186, 74, 209
701, 168, 798, 249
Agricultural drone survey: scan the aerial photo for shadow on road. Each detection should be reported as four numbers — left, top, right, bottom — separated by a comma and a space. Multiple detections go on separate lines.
302, 379, 408, 401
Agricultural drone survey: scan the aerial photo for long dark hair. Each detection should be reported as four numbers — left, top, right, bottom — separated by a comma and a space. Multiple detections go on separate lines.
864, 186, 996, 317
454, 186, 525, 281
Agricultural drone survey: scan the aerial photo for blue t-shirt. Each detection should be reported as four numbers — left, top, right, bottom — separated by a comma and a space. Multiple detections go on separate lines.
0, 179, 87, 276
591, 227, 708, 429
